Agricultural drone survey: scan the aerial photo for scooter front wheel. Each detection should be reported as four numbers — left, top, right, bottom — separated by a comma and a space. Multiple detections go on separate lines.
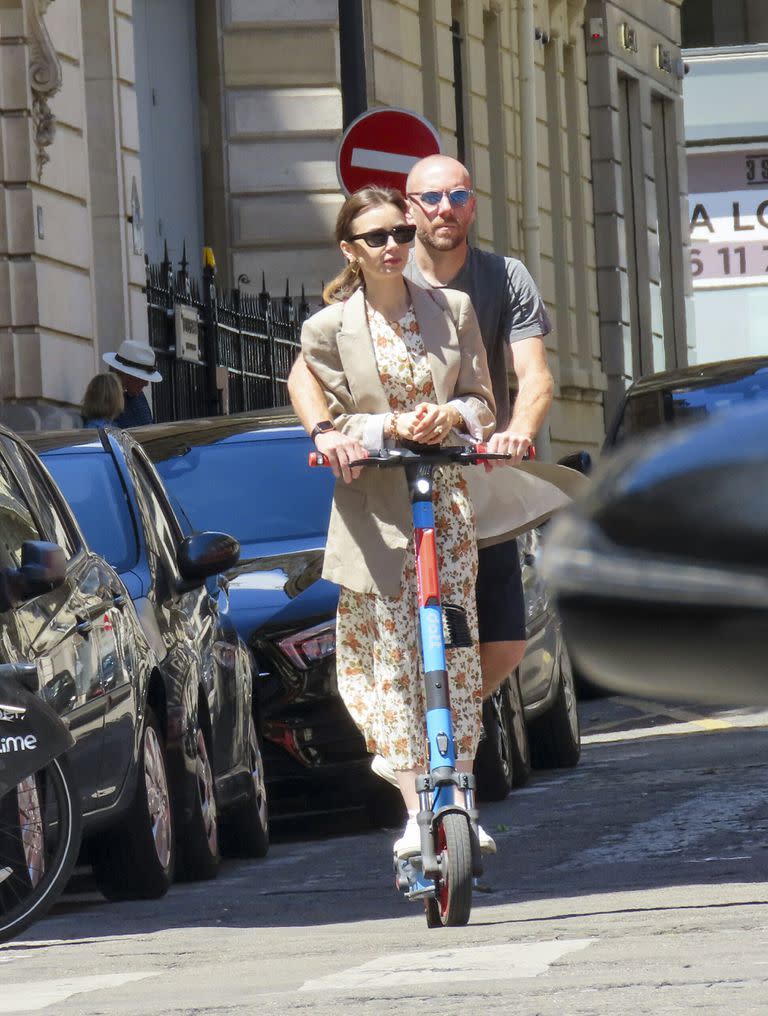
425, 812, 473, 927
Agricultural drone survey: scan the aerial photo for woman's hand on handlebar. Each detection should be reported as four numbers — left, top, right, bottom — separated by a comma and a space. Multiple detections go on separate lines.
314, 429, 367, 482
401, 403, 460, 445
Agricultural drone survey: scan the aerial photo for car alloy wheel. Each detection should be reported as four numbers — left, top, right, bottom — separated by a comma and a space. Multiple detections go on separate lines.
144, 724, 172, 871
194, 729, 218, 858
247, 717, 268, 838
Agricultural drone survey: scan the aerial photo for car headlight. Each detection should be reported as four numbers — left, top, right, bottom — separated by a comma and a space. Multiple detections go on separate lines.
277, 621, 336, 670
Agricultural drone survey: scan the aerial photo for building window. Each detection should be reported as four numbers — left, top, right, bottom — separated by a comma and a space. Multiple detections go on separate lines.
682, 0, 768, 48
544, 38, 572, 363
483, 9, 508, 253
564, 44, 592, 374
451, 2, 467, 165
419, 0, 439, 125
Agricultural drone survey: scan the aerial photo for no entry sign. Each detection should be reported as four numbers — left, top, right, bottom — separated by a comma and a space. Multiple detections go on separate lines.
336, 107, 442, 196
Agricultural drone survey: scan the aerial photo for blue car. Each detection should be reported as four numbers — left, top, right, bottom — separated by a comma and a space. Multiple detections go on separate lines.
29, 427, 269, 890
135, 410, 580, 816
135, 412, 384, 819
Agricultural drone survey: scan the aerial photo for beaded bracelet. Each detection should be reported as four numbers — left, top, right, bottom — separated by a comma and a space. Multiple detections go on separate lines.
387, 411, 400, 441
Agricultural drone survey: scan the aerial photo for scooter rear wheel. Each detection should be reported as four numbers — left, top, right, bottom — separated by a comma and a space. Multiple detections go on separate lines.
425, 812, 473, 927
0, 755, 81, 944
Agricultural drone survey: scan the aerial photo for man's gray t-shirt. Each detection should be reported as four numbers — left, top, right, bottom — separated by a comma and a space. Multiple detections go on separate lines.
405, 246, 551, 430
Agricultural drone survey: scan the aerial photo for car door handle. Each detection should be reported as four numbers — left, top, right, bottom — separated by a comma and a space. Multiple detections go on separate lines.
76, 616, 93, 636
112, 591, 127, 610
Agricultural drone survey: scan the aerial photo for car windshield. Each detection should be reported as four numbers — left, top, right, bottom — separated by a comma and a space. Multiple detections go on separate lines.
43, 452, 138, 572
614, 365, 768, 445
151, 436, 334, 546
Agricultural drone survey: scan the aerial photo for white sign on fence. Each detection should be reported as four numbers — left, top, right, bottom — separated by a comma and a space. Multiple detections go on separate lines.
174, 303, 201, 362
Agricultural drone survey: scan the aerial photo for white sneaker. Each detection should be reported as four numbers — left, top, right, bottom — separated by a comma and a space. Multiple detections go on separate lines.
371, 754, 398, 788
477, 824, 497, 854
393, 817, 421, 859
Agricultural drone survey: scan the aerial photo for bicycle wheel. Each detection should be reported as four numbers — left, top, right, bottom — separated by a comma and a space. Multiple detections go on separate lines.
425, 812, 473, 928
0, 755, 81, 945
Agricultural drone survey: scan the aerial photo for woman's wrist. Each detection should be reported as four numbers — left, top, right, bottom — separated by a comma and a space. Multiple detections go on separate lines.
387, 411, 400, 442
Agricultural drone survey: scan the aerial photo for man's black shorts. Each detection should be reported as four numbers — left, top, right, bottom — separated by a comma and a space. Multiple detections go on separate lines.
476, 538, 526, 643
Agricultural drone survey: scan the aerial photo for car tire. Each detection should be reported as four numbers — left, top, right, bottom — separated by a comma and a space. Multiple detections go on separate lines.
528, 648, 581, 769
220, 715, 269, 858
507, 670, 532, 787
176, 726, 219, 882
475, 672, 530, 800
91, 706, 175, 900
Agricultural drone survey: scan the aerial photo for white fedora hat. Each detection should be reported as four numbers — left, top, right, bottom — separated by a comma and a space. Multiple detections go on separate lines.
103, 339, 162, 383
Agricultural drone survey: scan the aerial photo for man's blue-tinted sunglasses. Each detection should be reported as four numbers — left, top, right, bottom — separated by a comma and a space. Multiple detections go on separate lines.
407, 188, 474, 207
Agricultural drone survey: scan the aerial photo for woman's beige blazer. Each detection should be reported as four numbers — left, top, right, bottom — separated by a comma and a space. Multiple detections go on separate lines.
301, 280, 495, 596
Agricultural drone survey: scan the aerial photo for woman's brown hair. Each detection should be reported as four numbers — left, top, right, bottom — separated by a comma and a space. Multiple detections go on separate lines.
82, 372, 124, 422
322, 186, 409, 305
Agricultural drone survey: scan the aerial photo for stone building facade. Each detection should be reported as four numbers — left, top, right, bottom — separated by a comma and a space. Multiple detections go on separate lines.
0, 0, 690, 458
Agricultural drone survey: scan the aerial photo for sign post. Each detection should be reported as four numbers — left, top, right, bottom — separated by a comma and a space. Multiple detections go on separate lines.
337, 107, 442, 196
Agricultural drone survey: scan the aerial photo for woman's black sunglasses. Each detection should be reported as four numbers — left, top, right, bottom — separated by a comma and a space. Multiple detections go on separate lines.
348, 225, 417, 248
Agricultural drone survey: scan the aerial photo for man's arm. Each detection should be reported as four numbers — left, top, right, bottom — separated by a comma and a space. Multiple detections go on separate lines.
287, 354, 366, 482
486, 335, 554, 462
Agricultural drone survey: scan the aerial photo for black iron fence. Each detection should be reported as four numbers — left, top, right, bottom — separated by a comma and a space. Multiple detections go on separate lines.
145, 247, 312, 424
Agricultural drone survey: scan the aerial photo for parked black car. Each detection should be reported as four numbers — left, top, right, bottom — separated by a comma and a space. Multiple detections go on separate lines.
604, 354, 768, 451
541, 400, 768, 705
0, 424, 167, 899
29, 427, 269, 893
134, 411, 581, 816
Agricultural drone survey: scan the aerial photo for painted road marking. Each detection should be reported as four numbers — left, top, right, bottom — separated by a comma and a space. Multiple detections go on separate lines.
350, 148, 420, 175
0, 973, 158, 1012
299, 939, 595, 991
581, 702, 768, 745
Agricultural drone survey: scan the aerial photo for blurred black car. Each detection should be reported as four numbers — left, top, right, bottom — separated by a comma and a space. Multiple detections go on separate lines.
0, 424, 167, 898
134, 411, 581, 817
541, 401, 768, 706
29, 427, 269, 891
605, 354, 768, 451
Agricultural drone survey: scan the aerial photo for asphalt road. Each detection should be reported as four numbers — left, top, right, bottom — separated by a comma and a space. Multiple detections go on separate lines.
2, 695, 768, 1015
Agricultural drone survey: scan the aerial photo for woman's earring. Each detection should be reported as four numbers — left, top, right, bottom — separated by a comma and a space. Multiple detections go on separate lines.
349, 259, 360, 276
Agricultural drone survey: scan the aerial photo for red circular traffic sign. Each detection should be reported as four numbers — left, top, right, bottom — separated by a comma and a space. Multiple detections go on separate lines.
337, 107, 442, 196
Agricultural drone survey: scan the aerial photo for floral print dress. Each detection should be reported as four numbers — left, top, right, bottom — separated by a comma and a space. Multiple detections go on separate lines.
335, 304, 483, 770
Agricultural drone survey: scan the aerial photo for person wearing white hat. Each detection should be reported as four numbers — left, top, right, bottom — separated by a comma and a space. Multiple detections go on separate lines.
102, 339, 163, 427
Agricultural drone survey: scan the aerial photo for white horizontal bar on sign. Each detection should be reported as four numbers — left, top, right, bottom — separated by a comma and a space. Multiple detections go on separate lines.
350, 148, 421, 174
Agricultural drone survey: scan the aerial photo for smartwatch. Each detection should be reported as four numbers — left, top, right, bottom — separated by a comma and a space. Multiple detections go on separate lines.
310, 420, 335, 442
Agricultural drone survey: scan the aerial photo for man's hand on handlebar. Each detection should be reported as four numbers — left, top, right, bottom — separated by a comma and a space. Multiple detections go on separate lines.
484, 430, 535, 470
313, 429, 368, 483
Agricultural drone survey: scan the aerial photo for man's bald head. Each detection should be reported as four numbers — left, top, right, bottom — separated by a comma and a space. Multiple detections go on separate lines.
405, 155, 475, 253
406, 155, 473, 195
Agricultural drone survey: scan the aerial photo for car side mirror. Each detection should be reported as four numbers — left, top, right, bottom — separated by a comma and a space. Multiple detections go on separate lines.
541, 404, 768, 704
0, 541, 67, 611
557, 451, 592, 475
178, 531, 240, 586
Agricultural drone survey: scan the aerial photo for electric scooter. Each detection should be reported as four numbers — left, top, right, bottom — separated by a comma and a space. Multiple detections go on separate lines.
310, 442, 510, 927
0, 661, 81, 944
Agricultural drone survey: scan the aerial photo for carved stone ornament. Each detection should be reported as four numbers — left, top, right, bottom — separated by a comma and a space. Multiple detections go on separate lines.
27, 0, 63, 180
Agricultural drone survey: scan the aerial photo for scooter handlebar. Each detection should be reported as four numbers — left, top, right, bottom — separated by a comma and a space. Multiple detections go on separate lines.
307, 444, 535, 468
